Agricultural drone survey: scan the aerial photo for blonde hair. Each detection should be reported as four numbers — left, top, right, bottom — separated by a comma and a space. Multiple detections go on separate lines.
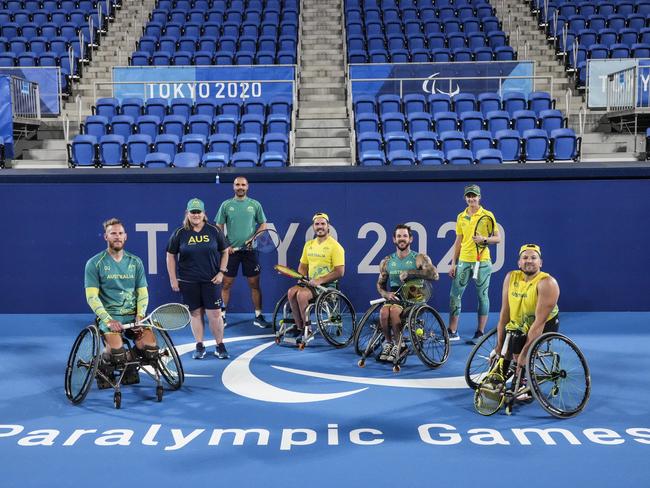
103, 218, 123, 231
183, 212, 208, 230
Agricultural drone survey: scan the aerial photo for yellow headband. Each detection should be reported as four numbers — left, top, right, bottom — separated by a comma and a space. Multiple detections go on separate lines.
312, 212, 329, 223
519, 244, 541, 256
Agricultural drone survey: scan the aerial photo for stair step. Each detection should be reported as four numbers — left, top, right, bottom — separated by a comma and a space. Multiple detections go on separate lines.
296, 127, 349, 137
295, 137, 349, 147
295, 147, 351, 158
297, 118, 349, 129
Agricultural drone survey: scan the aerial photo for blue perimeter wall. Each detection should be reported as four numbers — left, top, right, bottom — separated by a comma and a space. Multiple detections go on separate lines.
0, 167, 648, 314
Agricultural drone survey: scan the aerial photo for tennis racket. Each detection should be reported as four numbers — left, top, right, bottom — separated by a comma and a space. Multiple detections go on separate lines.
122, 303, 191, 331
472, 214, 495, 280
232, 228, 280, 253
274, 264, 327, 292
370, 279, 433, 305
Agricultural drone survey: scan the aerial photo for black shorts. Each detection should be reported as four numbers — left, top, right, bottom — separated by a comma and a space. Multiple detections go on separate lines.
510, 315, 560, 355
179, 281, 223, 311
225, 250, 260, 278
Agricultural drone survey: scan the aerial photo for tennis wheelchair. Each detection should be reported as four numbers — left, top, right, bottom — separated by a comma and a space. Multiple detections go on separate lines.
353, 280, 450, 373
272, 266, 356, 349
64, 324, 184, 409
467, 327, 591, 418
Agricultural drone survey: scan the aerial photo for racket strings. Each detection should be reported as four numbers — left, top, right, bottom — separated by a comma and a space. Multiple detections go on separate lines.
150, 304, 190, 330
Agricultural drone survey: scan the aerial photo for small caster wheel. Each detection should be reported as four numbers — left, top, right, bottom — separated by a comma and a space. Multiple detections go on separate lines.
275, 336, 281, 344
358, 359, 365, 368
113, 391, 121, 409
156, 385, 163, 402
506, 404, 512, 416
298, 342, 305, 350
393, 364, 401, 373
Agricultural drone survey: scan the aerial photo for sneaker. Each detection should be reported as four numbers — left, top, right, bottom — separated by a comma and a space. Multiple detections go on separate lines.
466, 330, 483, 345
378, 342, 393, 362
253, 314, 272, 329
448, 328, 460, 342
192, 343, 206, 359
387, 343, 409, 362
215, 343, 230, 359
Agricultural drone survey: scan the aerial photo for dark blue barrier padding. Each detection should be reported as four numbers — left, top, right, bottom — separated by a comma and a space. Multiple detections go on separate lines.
0, 76, 13, 158
0, 172, 647, 313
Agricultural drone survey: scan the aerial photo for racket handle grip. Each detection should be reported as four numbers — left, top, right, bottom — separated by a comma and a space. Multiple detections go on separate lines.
121, 322, 136, 330
369, 297, 386, 305
472, 261, 480, 279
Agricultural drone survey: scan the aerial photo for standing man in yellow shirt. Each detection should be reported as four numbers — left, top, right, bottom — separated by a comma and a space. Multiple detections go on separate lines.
286, 212, 345, 342
448, 184, 501, 344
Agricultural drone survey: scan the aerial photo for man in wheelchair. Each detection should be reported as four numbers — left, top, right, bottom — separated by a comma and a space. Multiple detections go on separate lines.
84, 218, 158, 388
286, 212, 345, 343
493, 244, 560, 394
375, 224, 439, 363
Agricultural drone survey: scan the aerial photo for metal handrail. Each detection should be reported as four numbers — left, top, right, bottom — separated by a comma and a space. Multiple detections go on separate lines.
76, 94, 83, 132
63, 112, 70, 143
578, 103, 586, 138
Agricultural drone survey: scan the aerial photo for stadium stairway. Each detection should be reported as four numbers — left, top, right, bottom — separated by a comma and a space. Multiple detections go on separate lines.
499, 0, 643, 161
12, 0, 156, 169
293, 0, 353, 165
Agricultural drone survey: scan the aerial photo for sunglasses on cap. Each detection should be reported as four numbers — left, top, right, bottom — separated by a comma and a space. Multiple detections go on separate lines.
519, 244, 541, 256
312, 212, 329, 223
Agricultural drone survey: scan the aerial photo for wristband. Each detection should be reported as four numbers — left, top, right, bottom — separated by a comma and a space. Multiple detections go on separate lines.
219, 269, 228, 274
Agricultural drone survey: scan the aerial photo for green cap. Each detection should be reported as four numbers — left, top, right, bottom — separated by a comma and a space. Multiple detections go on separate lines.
186, 198, 205, 212
464, 184, 481, 196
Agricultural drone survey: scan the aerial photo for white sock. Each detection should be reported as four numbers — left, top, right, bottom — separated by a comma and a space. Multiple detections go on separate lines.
255, 310, 262, 317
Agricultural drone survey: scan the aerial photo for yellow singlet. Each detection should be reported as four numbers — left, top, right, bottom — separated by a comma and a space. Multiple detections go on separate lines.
299, 235, 345, 280
506, 270, 559, 334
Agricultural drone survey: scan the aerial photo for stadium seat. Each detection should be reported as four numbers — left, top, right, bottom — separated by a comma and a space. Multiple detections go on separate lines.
459, 111, 485, 136
387, 149, 416, 166
93, 98, 120, 120
214, 115, 239, 137
433, 112, 459, 133
357, 131, 383, 154
512, 110, 538, 135
68, 134, 97, 167
486, 110, 511, 136
359, 150, 386, 166
263, 133, 289, 158
381, 112, 406, 134
418, 149, 445, 165
260, 151, 286, 167
208, 134, 234, 162
378, 94, 402, 115
384, 131, 411, 154
446, 148, 474, 165
181, 134, 207, 159
522, 129, 551, 162
110, 115, 136, 138
478, 93, 501, 116
428, 93, 452, 114
440, 130, 466, 153
550, 128, 581, 161
407, 112, 433, 134
495, 129, 522, 162
173, 152, 201, 168
475, 148, 503, 164
502, 92, 527, 117
170, 99, 194, 118
231, 151, 259, 167
126, 134, 152, 166
144, 152, 173, 168
98, 135, 125, 167
154, 134, 180, 160
145, 98, 169, 119
162, 115, 188, 138
202, 152, 229, 168
467, 130, 494, 154
136, 115, 162, 139
82, 115, 110, 138
121, 98, 144, 119
354, 96, 377, 115
539, 109, 566, 134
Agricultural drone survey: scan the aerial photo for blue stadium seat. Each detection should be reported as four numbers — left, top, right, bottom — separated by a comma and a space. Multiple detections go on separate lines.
502, 92, 527, 117
459, 111, 485, 136
219, 100, 242, 118
130, 51, 151, 66
475, 148, 503, 164
231, 151, 259, 167
495, 129, 522, 162
453, 93, 477, 116
240, 114, 265, 136
170, 99, 194, 118
467, 130, 494, 154
356, 113, 380, 134
428, 93, 452, 114
538, 109, 566, 134
68, 134, 97, 167
181, 134, 207, 159
446, 148, 474, 165
440, 130, 466, 153
144, 152, 172, 168
430, 48, 452, 62
381, 112, 406, 134
418, 149, 445, 165
412, 131, 439, 157
202, 152, 229, 168
236, 133, 262, 157
94, 98, 120, 120
260, 151, 286, 167
522, 129, 550, 162
162, 115, 188, 138
354, 96, 377, 115
214, 115, 239, 137
378, 94, 402, 115
478, 92, 501, 116
528, 92, 555, 113
433, 111, 459, 133
407, 112, 433, 134
243, 100, 267, 117
173, 152, 201, 168
98, 135, 125, 167
512, 110, 538, 135
111, 115, 136, 138
359, 150, 386, 166
617, 28, 638, 48
387, 149, 416, 166
550, 128, 581, 161
188, 115, 214, 137
263, 133, 289, 158
357, 131, 383, 154
126, 134, 152, 166
82, 115, 110, 138
136, 115, 162, 139
269, 98, 292, 117
154, 134, 180, 160
195, 99, 219, 118
145, 98, 169, 119
384, 131, 411, 154
403, 94, 427, 116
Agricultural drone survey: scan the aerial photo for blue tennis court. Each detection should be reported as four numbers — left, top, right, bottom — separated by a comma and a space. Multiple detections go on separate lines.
1, 311, 647, 487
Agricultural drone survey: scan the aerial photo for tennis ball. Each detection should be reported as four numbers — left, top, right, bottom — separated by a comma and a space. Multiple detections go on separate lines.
415, 328, 424, 337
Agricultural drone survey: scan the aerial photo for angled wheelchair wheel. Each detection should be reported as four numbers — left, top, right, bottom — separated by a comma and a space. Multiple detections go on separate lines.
153, 328, 184, 390
464, 327, 498, 390
272, 292, 295, 341
315, 289, 356, 348
65, 325, 101, 404
526, 332, 591, 418
408, 304, 449, 368
353, 302, 384, 357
